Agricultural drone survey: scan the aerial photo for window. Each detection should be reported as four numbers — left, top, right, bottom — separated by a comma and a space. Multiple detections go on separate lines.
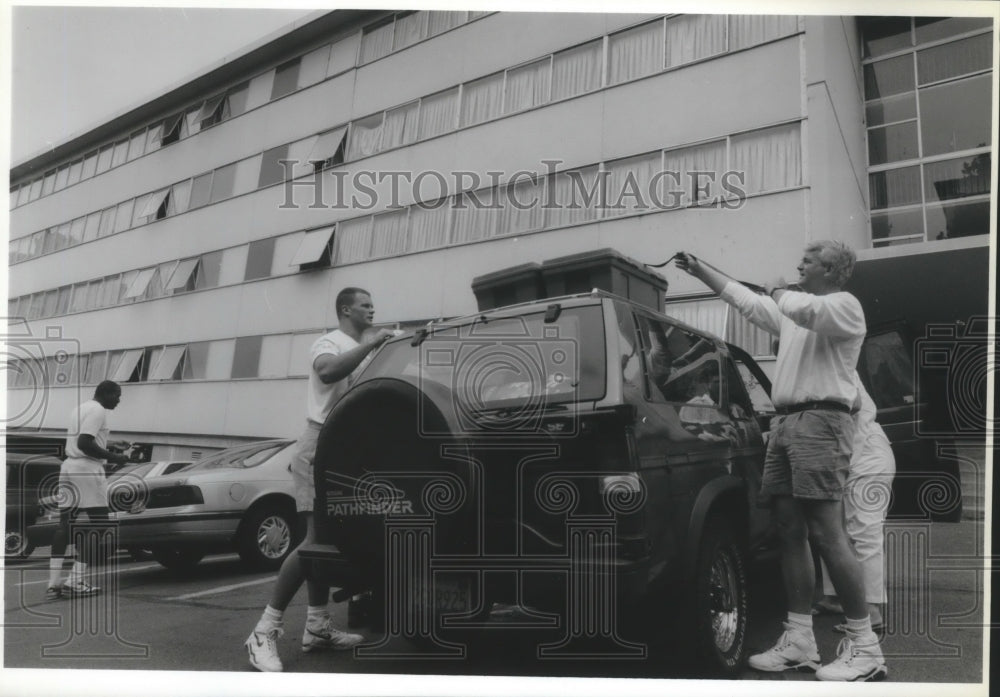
111, 140, 129, 168
452, 188, 500, 243
259, 144, 291, 188
665, 14, 726, 67
728, 15, 798, 51
408, 200, 451, 251
54, 166, 69, 191
124, 268, 157, 299
552, 40, 603, 100
608, 20, 664, 85
197, 94, 227, 129
42, 171, 56, 196
309, 127, 348, 170
418, 88, 459, 140
136, 188, 171, 223
166, 258, 200, 293
604, 152, 662, 216
258, 335, 292, 378
232, 155, 262, 197
160, 113, 184, 146
428, 11, 466, 35
662, 140, 727, 207
81, 152, 98, 179
271, 58, 301, 100
28, 178, 43, 201
110, 349, 144, 382
730, 123, 802, 195
231, 336, 263, 378
370, 210, 409, 257
298, 46, 330, 88
225, 82, 250, 119
127, 128, 146, 161
98, 207, 116, 237
290, 226, 335, 270
460, 72, 505, 127
360, 17, 394, 63
96, 145, 114, 174
498, 176, 545, 234
149, 345, 186, 381
860, 18, 992, 245
194, 251, 223, 289
505, 59, 551, 113
246, 70, 275, 111
114, 199, 135, 233
68, 217, 86, 246
394, 11, 428, 50
210, 163, 237, 202
182, 341, 211, 380
335, 217, 372, 264
244, 238, 276, 280
188, 172, 214, 210
67, 160, 83, 186
168, 179, 192, 216
545, 166, 602, 228
348, 114, 385, 160
55, 286, 73, 316
85, 352, 108, 385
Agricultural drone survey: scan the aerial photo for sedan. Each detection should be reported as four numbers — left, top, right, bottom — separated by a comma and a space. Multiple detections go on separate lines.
29, 440, 300, 571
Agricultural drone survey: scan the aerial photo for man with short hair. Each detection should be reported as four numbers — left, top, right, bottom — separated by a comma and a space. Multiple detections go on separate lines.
677, 241, 886, 682
245, 287, 394, 672
46, 380, 129, 599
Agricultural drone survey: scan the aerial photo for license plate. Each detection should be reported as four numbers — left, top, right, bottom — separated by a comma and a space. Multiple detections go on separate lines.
434, 577, 471, 614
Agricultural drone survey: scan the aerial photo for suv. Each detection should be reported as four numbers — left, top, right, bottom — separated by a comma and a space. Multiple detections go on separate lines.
299, 292, 777, 675
6, 452, 63, 560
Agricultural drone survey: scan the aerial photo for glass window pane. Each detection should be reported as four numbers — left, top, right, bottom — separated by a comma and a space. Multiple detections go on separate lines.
259, 335, 292, 378
917, 33, 993, 85
114, 199, 135, 233
145, 123, 164, 152
335, 217, 373, 264
417, 88, 458, 140
16, 183, 30, 206
29, 178, 43, 200
226, 83, 250, 118
111, 140, 129, 168
408, 201, 451, 251
871, 207, 924, 240
919, 74, 992, 156
232, 155, 262, 196
451, 189, 500, 243
383, 105, 419, 150
189, 172, 214, 210
182, 341, 211, 380
604, 152, 661, 216
498, 177, 545, 234
245, 238, 276, 280
662, 140, 728, 207
394, 11, 427, 50
370, 209, 409, 257
127, 129, 146, 161
505, 59, 550, 113
258, 144, 291, 188
731, 122, 803, 194
99, 207, 116, 237
67, 160, 83, 186
195, 250, 224, 289
246, 69, 275, 112
56, 286, 73, 315
428, 11, 465, 35
915, 17, 992, 44
460, 72, 504, 127
210, 163, 237, 203
42, 171, 56, 196
860, 17, 912, 58
231, 336, 263, 378
924, 153, 991, 203
81, 152, 98, 179
552, 40, 602, 100
867, 122, 918, 165
546, 166, 602, 228
271, 58, 301, 100
168, 179, 192, 215
666, 14, 726, 67
728, 15, 798, 51
869, 166, 921, 210
863, 54, 915, 100
360, 19, 394, 63
348, 114, 385, 160
68, 217, 86, 245
298, 46, 330, 88
96, 145, 114, 173
86, 352, 109, 384
54, 166, 69, 191
608, 20, 663, 85
925, 200, 990, 240
865, 92, 916, 126
83, 212, 101, 242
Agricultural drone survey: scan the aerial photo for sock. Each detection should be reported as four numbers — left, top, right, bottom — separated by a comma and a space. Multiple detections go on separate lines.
48, 558, 65, 588
306, 605, 329, 625
256, 605, 284, 632
787, 611, 813, 631
66, 561, 87, 585
844, 615, 875, 642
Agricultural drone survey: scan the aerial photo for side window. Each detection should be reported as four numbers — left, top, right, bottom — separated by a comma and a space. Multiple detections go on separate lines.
858, 329, 915, 409
613, 301, 643, 395
634, 314, 717, 404
733, 356, 775, 416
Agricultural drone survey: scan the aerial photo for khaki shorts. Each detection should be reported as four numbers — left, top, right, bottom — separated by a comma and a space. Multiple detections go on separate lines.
289, 421, 323, 513
761, 409, 854, 503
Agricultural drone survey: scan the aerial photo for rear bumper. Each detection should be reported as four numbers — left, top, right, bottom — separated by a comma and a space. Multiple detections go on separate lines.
26, 513, 241, 550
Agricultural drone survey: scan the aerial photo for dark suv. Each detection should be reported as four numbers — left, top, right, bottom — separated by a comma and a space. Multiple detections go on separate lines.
300, 291, 777, 675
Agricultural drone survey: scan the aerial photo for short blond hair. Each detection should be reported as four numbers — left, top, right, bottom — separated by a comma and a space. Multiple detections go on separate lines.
805, 240, 856, 287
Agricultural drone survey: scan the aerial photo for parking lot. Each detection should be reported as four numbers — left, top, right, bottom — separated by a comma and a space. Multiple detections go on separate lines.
3, 515, 986, 688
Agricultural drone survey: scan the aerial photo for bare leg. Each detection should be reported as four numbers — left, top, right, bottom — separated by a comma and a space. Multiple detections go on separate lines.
803, 499, 868, 619
267, 514, 327, 611
773, 495, 814, 615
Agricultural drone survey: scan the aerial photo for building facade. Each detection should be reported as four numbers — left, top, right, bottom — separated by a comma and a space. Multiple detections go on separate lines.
6, 11, 995, 459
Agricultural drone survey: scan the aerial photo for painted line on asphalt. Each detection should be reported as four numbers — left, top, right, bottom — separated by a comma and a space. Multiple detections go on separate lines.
15, 563, 163, 587
166, 575, 276, 601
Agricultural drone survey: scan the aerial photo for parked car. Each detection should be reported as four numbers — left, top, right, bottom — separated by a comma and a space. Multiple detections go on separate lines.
5, 452, 63, 559
28, 440, 299, 571
298, 291, 781, 676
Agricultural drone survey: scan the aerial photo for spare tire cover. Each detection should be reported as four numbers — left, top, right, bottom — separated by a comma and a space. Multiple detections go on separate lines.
312, 378, 476, 582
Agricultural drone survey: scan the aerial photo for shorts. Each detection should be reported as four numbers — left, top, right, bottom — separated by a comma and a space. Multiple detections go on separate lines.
760, 409, 854, 503
289, 421, 323, 513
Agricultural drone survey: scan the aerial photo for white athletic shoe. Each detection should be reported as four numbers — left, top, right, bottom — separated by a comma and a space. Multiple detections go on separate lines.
245, 626, 284, 672
302, 617, 364, 652
747, 622, 821, 672
816, 636, 888, 682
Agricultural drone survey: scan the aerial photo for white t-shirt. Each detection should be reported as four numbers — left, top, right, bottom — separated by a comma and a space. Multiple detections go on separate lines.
852, 372, 887, 451
305, 329, 364, 424
62, 399, 112, 508
721, 282, 866, 408
65, 400, 111, 461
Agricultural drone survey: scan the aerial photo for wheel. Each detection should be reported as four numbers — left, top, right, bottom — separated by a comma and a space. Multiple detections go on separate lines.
5, 528, 35, 560
151, 547, 205, 570
237, 506, 295, 570
688, 519, 749, 677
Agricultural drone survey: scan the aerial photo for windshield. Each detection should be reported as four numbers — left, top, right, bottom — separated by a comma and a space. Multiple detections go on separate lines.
186, 442, 289, 471
362, 305, 607, 409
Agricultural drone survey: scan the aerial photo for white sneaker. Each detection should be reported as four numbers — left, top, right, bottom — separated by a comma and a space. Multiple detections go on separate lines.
61, 579, 100, 596
816, 636, 887, 682
302, 617, 364, 652
747, 622, 821, 672
245, 626, 284, 672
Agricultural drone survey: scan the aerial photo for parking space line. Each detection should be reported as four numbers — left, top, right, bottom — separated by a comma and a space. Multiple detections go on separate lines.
166, 575, 276, 601
14, 563, 163, 587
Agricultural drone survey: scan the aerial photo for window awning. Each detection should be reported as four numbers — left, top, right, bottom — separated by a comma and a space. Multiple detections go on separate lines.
196, 95, 225, 123
110, 349, 144, 382
290, 226, 335, 267
308, 127, 347, 163
138, 189, 170, 218
165, 258, 200, 290
123, 268, 156, 298
149, 345, 186, 380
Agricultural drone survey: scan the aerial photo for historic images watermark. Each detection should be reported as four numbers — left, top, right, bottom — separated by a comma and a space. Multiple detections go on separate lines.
275, 158, 749, 212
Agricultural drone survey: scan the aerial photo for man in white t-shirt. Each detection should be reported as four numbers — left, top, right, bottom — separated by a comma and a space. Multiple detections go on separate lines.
246, 287, 394, 672
678, 241, 886, 682
46, 380, 129, 600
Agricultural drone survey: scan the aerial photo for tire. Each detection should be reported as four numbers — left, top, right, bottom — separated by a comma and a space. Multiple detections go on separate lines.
152, 547, 205, 570
688, 519, 749, 677
5, 529, 35, 560
237, 505, 295, 571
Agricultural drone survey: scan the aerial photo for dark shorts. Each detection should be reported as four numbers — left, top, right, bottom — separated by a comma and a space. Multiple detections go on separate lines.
761, 409, 854, 503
